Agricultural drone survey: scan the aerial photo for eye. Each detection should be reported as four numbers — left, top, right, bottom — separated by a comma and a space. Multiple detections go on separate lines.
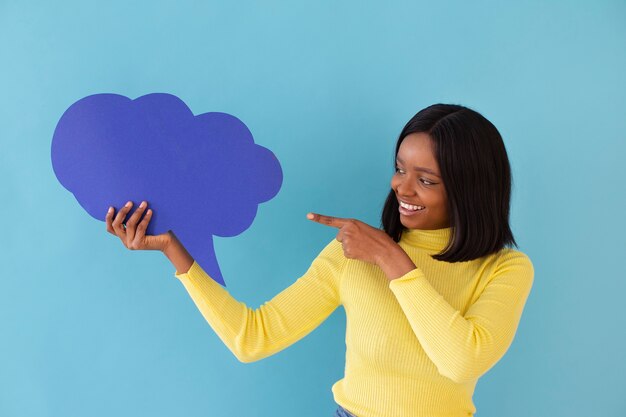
396, 166, 438, 186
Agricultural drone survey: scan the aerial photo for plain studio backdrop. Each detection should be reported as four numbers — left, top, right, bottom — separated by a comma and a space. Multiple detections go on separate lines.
0, 1, 624, 416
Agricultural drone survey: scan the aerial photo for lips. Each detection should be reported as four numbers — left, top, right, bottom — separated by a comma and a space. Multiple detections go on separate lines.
398, 199, 425, 211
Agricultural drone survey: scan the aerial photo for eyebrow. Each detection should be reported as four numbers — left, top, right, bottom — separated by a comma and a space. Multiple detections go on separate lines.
396, 157, 441, 178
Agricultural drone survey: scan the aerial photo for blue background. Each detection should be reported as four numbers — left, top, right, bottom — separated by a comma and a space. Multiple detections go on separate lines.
1, 1, 624, 416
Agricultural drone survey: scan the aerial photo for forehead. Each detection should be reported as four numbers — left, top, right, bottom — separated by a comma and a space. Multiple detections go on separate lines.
397, 132, 438, 166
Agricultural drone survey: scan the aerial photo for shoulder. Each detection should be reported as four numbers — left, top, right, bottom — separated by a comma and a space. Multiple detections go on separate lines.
490, 247, 534, 284
496, 247, 533, 267
318, 237, 345, 257
310, 238, 348, 271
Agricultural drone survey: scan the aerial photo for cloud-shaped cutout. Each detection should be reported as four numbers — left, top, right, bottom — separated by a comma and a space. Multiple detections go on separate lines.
51, 93, 283, 286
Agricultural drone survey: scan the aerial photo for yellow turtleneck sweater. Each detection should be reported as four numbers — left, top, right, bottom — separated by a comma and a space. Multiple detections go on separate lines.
174, 227, 534, 417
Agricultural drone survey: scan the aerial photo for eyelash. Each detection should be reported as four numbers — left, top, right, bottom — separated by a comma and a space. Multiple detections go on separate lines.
395, 167, 436, 186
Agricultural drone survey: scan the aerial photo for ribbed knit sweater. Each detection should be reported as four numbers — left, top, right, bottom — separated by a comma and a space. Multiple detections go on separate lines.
174, 227, 534, 417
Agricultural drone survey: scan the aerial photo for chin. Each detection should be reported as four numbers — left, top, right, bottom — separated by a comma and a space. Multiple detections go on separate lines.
400, 214, 445, 230
400, 216, 424, 229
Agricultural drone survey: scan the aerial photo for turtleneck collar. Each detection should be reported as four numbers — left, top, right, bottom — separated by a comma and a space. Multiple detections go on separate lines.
399, 227, 453, 253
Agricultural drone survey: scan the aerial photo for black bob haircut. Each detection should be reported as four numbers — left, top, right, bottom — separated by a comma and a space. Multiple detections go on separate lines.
381, 103, 517, 262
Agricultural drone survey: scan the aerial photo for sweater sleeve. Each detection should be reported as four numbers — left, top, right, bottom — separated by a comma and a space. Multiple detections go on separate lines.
388, 249, 534, 383
174, 239, 346, 363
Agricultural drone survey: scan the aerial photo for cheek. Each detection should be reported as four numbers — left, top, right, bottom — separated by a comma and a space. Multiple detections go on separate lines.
433, 192, 449, 213
423, 189, 446, 209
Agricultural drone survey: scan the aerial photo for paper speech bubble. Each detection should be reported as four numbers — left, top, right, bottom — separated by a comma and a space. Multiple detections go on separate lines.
51, 93, 283, 286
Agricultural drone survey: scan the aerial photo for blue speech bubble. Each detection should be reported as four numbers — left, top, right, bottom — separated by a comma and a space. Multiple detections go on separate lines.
51, 93, 283, 286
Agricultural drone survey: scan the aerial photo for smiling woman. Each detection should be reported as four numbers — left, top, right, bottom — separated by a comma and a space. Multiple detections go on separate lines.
383, 104, 517, 262
105, 103, 533, 417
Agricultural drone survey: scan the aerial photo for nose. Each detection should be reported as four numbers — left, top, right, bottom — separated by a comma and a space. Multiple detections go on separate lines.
396, 176, 416, 198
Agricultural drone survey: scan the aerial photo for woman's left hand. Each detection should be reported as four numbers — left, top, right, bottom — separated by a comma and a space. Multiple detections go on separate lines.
307, 212, 416, 280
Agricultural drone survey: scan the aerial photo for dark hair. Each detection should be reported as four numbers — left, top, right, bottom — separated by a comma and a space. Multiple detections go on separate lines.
381, 104, 517, 262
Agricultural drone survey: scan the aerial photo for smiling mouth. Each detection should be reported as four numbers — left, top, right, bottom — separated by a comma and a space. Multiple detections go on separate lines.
399, 200, 425, 211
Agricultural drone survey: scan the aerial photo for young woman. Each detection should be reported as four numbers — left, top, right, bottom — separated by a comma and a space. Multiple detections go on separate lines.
105, 104, 534, 417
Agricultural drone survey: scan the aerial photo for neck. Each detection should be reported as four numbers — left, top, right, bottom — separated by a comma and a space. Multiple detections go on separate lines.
400, 226, 453, 253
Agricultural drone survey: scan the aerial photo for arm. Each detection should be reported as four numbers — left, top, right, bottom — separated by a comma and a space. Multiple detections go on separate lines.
388, 250, 534, 383
105, 203, 346, 363
173, 239, 346, 363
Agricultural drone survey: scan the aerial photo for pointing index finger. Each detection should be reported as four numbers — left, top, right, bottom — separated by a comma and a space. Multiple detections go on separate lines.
306, 212, 349, 228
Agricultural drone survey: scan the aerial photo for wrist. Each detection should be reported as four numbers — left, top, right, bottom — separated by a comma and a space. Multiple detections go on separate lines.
161, 232, 194, 274
375, 240, 402, 266
377, 242, 416, 281
160, 232, 175, 255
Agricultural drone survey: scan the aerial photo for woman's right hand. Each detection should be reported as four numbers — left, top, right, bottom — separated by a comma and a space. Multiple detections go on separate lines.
105, 201, 172, 252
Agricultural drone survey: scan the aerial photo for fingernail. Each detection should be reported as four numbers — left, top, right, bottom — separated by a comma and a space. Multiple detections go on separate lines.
108, 207, 113, 213
125, 201, 132, 207
306, 213, 314, 220
140, 201, 146, 208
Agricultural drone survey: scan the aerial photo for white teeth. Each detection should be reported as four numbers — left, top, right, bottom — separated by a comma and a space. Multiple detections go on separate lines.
400, 201, 425, 211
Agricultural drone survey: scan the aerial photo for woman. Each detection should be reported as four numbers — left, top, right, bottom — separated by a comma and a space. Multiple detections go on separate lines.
105, 104, 534, 417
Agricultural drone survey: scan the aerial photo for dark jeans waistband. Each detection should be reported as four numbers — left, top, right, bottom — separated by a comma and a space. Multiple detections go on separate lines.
334, 405, 358, 417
